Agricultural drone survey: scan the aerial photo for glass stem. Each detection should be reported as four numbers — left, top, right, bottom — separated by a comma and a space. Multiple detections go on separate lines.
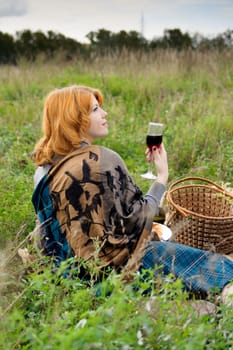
148, 162, 153, 176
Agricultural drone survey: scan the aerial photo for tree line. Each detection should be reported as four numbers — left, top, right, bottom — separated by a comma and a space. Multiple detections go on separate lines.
0, 28, 233, 64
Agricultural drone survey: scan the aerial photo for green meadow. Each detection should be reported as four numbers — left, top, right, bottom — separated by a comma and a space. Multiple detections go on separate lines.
1, 50, 233, 349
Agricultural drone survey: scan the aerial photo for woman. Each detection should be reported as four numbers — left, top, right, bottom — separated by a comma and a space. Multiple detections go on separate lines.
32, 85, 233, 302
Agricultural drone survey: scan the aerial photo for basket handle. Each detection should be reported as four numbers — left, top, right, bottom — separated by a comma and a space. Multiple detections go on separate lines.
166, 176, 233, 219
168, 176, 229, 193
165, 197, 189, 218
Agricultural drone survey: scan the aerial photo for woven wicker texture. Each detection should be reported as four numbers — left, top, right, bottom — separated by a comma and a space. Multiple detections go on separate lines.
166, 177, 233, 254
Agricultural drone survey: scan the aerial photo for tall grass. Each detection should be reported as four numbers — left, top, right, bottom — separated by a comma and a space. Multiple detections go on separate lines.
1, 49, 233, 348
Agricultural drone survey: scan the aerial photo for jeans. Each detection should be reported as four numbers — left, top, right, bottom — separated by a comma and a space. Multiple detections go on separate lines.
140, 241, 233, 294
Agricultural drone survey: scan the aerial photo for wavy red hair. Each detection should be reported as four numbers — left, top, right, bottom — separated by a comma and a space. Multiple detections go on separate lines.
33, 85, 103, 166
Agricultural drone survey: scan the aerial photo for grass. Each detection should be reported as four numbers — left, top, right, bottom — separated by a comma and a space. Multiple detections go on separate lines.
1, 49, 233, 348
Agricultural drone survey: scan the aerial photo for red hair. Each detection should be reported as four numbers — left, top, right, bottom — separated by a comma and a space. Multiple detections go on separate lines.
33, 85, 103, 165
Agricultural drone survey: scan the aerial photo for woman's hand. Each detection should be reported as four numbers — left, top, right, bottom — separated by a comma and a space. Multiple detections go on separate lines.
145, 143, 168, 185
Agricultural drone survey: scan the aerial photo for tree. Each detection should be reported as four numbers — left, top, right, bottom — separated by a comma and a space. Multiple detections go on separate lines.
0, 31, 16, 64
15, 30, 36, 60
86, 29, 147, 53
163, 28, 192, 50
113, 30, 147, 50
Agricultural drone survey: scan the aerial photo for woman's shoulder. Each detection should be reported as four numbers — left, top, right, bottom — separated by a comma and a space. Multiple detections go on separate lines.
98, 146, 124, 162
56, 145, 125, 169
78, 144, 123, 160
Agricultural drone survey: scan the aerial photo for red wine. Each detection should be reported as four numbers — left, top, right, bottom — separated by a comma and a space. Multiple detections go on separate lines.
146, 134, 162, 149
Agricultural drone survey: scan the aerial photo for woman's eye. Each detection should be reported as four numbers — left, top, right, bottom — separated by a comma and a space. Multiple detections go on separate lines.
93, 106, 98, 112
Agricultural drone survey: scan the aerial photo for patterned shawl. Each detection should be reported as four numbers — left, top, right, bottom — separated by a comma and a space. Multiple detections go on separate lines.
32, 144, 160, 278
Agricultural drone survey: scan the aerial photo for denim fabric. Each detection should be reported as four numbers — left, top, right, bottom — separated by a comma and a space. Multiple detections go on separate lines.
140, 241, 233, 294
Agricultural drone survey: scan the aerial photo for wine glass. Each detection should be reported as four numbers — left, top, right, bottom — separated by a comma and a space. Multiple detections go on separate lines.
141, 122, 164, 180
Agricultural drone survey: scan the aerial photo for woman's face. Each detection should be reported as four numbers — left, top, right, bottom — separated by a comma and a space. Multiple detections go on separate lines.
87, 95, 108, 141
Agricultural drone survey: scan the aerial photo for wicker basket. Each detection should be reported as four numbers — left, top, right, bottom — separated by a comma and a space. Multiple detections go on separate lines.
165, 177, 233, 254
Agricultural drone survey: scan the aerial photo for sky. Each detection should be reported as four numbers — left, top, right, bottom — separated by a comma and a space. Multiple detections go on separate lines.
0, 0, 232, 43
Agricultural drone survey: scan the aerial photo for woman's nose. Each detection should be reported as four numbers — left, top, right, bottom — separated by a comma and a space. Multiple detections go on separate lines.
102, 109, 107, 118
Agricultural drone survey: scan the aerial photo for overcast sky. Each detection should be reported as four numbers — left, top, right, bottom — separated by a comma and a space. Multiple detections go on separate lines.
0, 0, 232, 43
